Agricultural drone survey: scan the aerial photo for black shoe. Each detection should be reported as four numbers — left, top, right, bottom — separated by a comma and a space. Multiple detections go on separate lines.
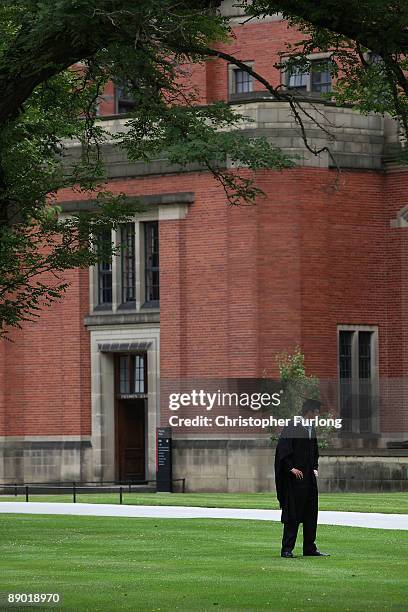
303, 550, 330, 557
281, 551, 294, 558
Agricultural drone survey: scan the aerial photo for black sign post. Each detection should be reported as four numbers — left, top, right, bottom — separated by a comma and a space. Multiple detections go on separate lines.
156, 427, 172, 492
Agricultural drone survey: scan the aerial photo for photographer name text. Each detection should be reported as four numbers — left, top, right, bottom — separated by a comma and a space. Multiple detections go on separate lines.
168, 415, 343, 429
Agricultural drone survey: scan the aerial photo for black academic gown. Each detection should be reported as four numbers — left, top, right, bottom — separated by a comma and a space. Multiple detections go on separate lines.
274, 421, 319, 523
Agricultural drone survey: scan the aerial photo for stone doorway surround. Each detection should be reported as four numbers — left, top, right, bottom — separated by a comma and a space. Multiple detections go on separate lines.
89, 326, 160, 482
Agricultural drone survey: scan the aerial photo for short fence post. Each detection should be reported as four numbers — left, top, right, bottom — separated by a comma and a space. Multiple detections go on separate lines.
119, 486, 123, 505
14, 483, 17, 497
182, 478, 185, 493
25, 486, 29, 503
73, 482, 76, 504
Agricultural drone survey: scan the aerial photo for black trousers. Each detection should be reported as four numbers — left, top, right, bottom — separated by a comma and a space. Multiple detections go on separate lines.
281, 482, 318, 554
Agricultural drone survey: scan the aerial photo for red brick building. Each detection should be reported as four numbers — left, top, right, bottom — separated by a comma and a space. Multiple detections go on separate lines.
1, 1, 407, 491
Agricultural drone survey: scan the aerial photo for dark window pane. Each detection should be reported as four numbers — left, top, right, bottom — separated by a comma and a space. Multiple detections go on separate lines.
116, 83, 136, 114
234, 69, 253, 94
339, 329, 375, 434
359, 383, 373, 432
368, 52, 383, 65
97, 230, 112, 305
311, 61, 332, 93
144, 221, 160, 303
358, 331, 372, 379
339, 381, 353, 432
359, 331, 373, 432
339, 331, 353, 431
120, 223, 136, 304
119, 355, 130, 394
339, 331, 353, 379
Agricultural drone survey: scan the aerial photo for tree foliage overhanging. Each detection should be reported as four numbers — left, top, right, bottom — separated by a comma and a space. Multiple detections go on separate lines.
0, 0, 407, 337
248, 0, 408, 134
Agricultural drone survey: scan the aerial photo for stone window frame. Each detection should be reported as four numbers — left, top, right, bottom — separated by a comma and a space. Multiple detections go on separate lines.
390, 204, 408, 228
228, 61, 254, 99
337, 324, 380, 435
91, 208, 160, 314
281, 51, 334, 95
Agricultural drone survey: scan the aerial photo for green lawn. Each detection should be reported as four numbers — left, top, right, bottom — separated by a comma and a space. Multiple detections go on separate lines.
1, 492, 407, 514
0, 514, 406, 611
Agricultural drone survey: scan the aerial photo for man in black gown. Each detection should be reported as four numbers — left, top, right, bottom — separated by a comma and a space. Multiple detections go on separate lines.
274, 398, 330, 558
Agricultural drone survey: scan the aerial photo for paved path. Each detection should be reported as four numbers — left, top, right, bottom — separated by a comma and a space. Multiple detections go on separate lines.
1, 502, 407, 530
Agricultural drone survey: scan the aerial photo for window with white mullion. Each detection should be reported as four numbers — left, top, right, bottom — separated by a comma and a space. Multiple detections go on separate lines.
118, 353, 147, 396
285, 58, 332, 94
234, 69, 253, 94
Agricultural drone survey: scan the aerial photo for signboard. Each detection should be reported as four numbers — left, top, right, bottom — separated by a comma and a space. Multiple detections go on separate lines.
156, 427, 172, 492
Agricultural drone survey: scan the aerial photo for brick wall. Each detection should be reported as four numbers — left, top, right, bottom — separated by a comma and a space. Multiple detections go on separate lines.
1, 267, 91, 436
156, 168, 406, 435
2, 164, 407, 442
98, 18, 301, 112
382, 170, 408, 434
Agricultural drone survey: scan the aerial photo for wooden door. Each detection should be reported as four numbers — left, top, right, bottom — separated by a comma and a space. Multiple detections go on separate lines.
117, 399, 146, 481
